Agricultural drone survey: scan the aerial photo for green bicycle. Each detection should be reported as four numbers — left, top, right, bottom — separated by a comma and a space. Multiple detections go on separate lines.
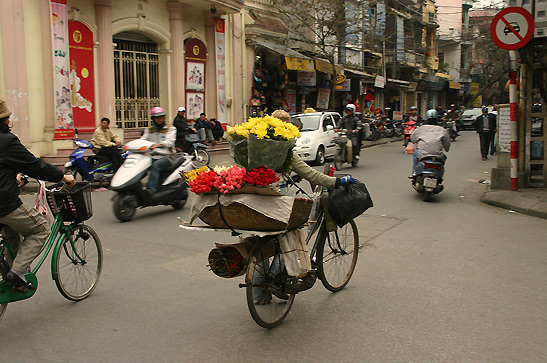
0, 181, 103, 322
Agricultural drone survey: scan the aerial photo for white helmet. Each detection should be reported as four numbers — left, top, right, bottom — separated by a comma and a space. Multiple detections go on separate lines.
345, 104, 356, 112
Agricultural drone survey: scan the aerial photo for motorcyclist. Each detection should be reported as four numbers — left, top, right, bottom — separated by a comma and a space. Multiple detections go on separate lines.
140, 107, 176, 193
443, 104, 461, 136
335, 104, 361, 160
90, 117, 123, 172
410, 109, 450, 174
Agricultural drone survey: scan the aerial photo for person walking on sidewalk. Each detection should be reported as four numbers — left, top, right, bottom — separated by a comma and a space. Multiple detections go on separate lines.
474, 106, 497, 161
0, 98, 76, 293
90, 117, 123, 172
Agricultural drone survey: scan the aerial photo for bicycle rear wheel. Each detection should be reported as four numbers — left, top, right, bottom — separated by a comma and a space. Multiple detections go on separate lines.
316, 220, 359, 292
54, 224, 103, 301
0, 259, 8, 321
245, 238, 295, 328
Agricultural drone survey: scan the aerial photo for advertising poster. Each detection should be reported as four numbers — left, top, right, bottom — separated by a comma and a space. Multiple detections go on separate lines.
69, 21, 95, 132
52, 0, 73, 139
498, 107, 511, 152
214, 18, 227, 130
287, 90, 297, 114
186, 62, 205, 91
187, 92, 204, 120
316, 80, 332, 109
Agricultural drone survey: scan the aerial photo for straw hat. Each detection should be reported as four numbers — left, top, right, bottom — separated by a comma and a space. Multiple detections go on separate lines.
0, 98, 12, 119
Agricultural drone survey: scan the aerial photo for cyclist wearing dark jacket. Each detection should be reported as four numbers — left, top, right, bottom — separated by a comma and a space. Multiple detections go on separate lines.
0, 98, 75, 292
335, 104, 361, 158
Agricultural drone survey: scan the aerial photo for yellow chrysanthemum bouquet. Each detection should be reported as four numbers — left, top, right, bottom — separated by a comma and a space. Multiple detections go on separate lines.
227, 115, 301, 172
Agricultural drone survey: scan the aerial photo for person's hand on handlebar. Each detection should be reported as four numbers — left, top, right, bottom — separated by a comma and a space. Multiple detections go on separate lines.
62, 174, 76, 187
151, 143, 163, 150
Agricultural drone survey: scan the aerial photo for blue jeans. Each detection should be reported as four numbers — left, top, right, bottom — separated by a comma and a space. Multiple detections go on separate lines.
147, 157, 172, 193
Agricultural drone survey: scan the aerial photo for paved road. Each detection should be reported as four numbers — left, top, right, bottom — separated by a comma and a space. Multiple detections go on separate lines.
3, 131, 546, 362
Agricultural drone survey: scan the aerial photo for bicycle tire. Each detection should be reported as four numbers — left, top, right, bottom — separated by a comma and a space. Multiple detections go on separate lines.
245, 238, 295, 328
192, 149, 210, 168
316, 220, 359, 292
54, 224, 103, 301
0, 260, 8, 321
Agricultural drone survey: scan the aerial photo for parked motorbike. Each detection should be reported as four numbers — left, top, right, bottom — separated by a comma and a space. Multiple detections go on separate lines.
176, 133, 211, 168
64, 129, 129, 184
393, 120, 404, 137
410, 155, 445, 202
364, 119, 382, 141
333, 129, 359, 170
110, 139, 193, 222
379, 118, 395, 138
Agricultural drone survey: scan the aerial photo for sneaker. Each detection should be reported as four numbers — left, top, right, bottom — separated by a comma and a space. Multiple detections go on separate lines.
6, 271, 36, 293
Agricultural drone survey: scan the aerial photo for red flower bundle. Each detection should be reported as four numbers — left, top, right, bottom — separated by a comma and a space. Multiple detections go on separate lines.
190, 170, 219, 194
243, 166, 279, 186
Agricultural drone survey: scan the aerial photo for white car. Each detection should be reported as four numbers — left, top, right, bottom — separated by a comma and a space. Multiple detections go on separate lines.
291, 112, 340, 165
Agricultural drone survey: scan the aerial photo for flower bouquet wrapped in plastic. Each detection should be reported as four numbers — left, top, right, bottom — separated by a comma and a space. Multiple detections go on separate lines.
227, 115, 300, 172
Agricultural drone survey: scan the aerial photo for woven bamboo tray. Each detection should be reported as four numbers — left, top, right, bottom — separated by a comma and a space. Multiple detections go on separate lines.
198, 197, 313, 231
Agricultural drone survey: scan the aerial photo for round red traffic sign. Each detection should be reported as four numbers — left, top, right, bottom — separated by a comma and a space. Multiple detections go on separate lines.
490, 7, 534, 50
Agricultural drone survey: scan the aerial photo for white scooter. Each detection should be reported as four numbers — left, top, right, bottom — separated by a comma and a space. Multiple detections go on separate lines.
110, 139, 195, 222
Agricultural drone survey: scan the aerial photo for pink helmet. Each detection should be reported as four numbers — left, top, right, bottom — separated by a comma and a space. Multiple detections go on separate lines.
150, 107, 166, 117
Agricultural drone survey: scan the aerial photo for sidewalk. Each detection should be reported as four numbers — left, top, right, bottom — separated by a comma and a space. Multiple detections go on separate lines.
481, 188, 547, 220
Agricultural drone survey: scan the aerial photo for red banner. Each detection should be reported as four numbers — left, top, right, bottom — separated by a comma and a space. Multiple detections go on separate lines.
68, 21, 95, 133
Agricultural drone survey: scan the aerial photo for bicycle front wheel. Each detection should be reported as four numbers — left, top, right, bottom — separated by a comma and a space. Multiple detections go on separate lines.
245, 238, 295, 328
317, 220, 359, 292
54, 224, 103, 301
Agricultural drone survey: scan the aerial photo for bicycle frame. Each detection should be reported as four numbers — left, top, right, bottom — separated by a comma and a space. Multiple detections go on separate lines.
0, 213, 85, 304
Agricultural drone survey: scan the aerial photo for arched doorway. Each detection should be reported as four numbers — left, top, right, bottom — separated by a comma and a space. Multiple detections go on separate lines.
113, 32, 160, 129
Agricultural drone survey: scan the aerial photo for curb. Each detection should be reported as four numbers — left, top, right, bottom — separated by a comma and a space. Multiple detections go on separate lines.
481, 190, 547, 220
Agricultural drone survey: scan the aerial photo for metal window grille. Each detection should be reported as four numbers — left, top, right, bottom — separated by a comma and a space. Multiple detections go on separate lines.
114, 39, 160, 129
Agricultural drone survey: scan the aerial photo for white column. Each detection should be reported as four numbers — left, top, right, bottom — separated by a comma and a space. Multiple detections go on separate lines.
95, 0, 116, 121
168, 1, 186, 111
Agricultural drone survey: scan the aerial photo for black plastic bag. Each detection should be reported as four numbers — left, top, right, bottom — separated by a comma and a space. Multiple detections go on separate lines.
328, 180, 373, 227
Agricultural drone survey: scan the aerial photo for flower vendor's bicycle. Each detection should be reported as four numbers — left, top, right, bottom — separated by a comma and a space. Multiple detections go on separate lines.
0, 180, 103, 322
180, 166, 359, 329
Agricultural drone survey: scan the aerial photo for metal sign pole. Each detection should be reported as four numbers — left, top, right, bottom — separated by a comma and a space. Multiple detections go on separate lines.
509, 50, 518, 191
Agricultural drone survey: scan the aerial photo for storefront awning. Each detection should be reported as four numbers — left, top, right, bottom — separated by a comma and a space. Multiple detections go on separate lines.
345, 68, 375, 78
315, 58, 333, 74
253, 40, 314, 72
387, 78, 410, 86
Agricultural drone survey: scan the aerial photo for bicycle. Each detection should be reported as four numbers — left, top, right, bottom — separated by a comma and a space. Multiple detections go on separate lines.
180, 166, 360, 328
0, 180, 103, 322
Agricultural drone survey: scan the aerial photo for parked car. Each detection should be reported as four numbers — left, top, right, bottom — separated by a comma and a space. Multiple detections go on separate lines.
291, 111, 340, 165
461, 107, 496, 130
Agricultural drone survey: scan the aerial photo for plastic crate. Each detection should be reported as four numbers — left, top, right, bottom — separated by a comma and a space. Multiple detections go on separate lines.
46, 182, 93, 222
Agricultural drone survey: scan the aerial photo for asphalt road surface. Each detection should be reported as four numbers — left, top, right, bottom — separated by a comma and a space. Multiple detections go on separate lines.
3, 131, 546, 363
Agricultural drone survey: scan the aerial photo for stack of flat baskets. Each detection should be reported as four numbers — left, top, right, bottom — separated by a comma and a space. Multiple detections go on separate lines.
198, 197, 313, 231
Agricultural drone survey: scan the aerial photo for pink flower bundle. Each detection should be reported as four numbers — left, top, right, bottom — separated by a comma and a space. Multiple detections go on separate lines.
213, 165, 247, 194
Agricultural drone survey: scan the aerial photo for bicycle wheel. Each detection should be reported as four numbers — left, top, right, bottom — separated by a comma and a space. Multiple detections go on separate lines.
192, 149, 210, 168
317, 220, 359, 292
54, 224, 103, 301
0, 259, 8, 321
245, 238, 295, 328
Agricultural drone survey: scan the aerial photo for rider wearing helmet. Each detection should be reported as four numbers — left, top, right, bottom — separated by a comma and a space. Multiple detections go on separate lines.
140, 107, 177, 193
403, 106, 424, 125
443, 104, 461, 135
410, 109, 450, 173
335, 103, 361, 159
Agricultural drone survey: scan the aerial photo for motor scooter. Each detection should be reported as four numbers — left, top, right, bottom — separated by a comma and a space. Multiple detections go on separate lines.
110, 139, 194, 222
410, 155, 445, 202
442, 120, 458, 141
403, 120, 418, 146
64, 129, 129, 184
333, 129, 359, 170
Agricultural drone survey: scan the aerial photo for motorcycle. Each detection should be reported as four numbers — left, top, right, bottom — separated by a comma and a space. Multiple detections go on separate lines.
410, 155, 445, 202
393, 120, 404, 137
181, 133, 211, 168
403, 120, 418, 146
110, 139, 193, 222
379, 118, 395, 138
64, 129, 129, 184
443, 120, 458, 141
333, 129, 359, 170
364, 119, 382, 141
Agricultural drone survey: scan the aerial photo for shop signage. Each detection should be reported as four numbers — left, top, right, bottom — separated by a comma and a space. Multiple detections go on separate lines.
449, 82, 461, 90
470, 82, 480, 94
335, 74, 346, 84
315, 59, 333, 74
287, 90, 297, 113
297, 71, 316, 86
335, 79, 351, 92
52, 0, 73, 140
69, 21, 95, 133
393, 111, 403, 120
374, 75, 385, 88
285, 57, 314, 72
214, 18, 227, 129
472, 95, 482, 108
498, 106, 511, 152
316, 80, 332, 109
186, 38, 207, 119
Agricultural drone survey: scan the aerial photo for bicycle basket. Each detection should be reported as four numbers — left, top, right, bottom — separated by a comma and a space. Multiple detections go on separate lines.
46, 182, 93, 222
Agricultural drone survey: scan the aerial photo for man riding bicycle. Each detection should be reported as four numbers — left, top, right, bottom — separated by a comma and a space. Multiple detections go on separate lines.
0, 98, 75, 293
